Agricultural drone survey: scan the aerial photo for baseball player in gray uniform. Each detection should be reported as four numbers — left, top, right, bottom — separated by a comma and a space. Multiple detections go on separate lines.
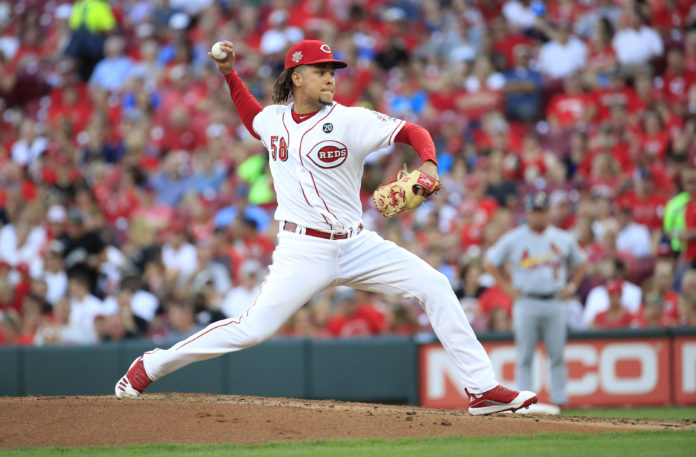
484, 192, 588, 407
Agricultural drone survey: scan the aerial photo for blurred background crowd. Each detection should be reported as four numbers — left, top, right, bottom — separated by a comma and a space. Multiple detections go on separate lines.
2, 0, 696, 346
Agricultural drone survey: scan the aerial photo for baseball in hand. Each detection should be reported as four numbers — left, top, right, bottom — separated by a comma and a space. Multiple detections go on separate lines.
211, 42, 227, 60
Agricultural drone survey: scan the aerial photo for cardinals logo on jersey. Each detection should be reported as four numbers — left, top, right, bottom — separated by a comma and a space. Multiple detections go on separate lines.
519, 244, 562, 278
306, 140, 348, 169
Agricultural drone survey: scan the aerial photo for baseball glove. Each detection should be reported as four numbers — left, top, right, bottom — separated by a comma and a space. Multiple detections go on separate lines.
373, 166, 441, 217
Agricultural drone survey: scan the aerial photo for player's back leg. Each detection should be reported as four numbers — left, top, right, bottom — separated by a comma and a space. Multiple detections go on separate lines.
115, 231, 338, 398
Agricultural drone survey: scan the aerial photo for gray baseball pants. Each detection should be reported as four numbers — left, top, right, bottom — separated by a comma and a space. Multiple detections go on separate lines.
513, 297, 568, 405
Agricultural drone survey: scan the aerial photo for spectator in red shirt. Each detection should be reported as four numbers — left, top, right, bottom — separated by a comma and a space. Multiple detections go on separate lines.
155, 106, 204, 155
547, 74, 597, 129
280, 306, 320, 338
490, 14, 534, 70
0, 264, 16, 312
624, 149, 675, 197
454, 56, 505, 121
576, 216, 606, 266
584, 17, 618, 80
236, 216, 274, 264
15, 292, 45, 345
93, 168, 140, 226
458, 175, 499, 249
47, 83, 93, 136
384, 302, 419, 335
634, 109, 670, 161
484, 306, 510, 332
639, 292, 669, 328
677, 293, 696, 326
477, 285, 513, 323
655, 47, 695, 105
515, 132, 565, 184
591, 279, 639, 329
617, 168, 667, 231
549, 189, 576, 230
587, 151, 622, 198
685, 30, 696, 73
582, 122, 630, 175
325, 289, 386, 337
680, 169, 696, 266
677, 269, 696, 326
651, 0, 690, 37
634, 70, 663, 111
0, 310, 22, 345
592, 71, 642, 124
641, 259, 680, 326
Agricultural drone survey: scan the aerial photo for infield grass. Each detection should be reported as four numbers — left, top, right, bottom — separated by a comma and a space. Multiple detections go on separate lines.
1, 431, 694, 457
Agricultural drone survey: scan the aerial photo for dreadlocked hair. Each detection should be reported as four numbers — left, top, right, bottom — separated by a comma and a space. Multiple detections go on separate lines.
272, 68, 296, 104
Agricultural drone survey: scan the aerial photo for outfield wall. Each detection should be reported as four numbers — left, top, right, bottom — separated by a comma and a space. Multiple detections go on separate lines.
421, 329, 696, 407
1, 329, 694, 407
0, 337, 419, 404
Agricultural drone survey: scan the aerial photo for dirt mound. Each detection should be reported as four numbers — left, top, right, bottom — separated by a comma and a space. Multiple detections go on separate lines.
1, 394, 693, 449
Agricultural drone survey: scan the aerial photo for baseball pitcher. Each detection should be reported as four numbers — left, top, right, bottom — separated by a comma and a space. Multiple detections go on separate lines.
115, 40, 537, 415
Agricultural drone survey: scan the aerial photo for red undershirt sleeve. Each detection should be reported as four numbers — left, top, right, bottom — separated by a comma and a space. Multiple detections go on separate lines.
393, 122, 438, 166
224, 71, 263, 140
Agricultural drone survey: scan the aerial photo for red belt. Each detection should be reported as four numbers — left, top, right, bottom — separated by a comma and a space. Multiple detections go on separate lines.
283, 222, 363, 240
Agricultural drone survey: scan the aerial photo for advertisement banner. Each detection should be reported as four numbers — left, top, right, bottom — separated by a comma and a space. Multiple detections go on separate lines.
674, 336, 696, 405
420, 338, 672, 408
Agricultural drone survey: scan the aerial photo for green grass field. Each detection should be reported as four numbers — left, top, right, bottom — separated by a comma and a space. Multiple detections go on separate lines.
1, 407, 694, 457
1, 432, 694, 457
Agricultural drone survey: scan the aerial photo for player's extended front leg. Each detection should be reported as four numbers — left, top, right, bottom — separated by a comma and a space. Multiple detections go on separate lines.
339, 231, 496, 390
115, 231, 338, 398
339, 231, 537, 414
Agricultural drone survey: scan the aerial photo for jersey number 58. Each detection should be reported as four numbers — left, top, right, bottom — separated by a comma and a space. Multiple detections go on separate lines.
270, 136, 288, 161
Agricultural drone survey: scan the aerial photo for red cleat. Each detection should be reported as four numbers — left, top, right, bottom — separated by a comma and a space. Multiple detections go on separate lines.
466, 385, 538, 415
115, 357, 152, 399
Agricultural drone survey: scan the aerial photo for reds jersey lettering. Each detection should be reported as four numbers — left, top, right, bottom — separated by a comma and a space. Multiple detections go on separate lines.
252, 102, 405, 230
307, 141, 348, 168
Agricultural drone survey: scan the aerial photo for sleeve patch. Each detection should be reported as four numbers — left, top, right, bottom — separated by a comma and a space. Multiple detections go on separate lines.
371, 110, 399, 124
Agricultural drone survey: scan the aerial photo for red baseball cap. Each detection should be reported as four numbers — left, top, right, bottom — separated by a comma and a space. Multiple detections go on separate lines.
284, 40, 347, 70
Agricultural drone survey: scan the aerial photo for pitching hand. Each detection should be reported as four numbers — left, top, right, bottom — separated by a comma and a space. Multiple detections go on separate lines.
208, 41, 236, 75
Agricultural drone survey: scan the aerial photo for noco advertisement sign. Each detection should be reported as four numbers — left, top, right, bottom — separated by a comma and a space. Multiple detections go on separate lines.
420, 333, 696, 408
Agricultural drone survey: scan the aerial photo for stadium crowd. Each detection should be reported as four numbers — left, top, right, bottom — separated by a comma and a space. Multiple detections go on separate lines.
1, 0, 696, 345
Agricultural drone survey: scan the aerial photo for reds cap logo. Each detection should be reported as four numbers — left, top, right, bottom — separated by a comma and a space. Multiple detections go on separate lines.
306, 140, 348, 169
320, 44, 331, 53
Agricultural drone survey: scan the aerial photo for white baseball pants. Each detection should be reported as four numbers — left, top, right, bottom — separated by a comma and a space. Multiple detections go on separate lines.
142, 228, 497, 393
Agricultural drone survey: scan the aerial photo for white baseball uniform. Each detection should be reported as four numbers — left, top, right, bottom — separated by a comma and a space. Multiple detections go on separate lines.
140, 101, 498, 394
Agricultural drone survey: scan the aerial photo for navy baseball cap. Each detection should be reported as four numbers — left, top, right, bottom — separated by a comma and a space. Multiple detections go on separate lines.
524, 191, 550, 212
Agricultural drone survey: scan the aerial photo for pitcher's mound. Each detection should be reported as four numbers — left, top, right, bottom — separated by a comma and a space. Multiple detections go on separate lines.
1, 394, 694, 449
